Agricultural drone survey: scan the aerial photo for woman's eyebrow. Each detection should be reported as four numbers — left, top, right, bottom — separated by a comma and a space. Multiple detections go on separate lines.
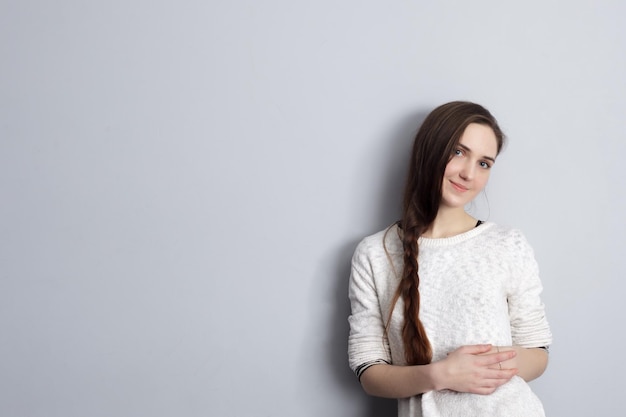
458, 143, 496, 163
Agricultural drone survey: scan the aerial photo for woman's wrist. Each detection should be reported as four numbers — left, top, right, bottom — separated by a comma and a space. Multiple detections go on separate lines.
425, 359, 447, 392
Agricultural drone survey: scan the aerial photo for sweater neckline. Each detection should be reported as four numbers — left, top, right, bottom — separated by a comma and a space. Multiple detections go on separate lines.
417, 221, 494, 247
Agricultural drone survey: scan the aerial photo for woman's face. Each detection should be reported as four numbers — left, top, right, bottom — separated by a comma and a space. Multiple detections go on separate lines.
440, 123, 498, 209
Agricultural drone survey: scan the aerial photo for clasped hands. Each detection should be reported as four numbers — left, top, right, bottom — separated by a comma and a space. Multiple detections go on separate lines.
434, 344, 518, 395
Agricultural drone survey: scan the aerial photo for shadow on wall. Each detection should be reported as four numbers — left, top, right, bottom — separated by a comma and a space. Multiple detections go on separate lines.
370, 110, 429, 230
326, 109, 429, 416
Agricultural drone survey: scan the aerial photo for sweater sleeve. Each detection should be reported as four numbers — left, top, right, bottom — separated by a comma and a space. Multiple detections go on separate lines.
507, 230, 553, 348
347, 239, 392, 379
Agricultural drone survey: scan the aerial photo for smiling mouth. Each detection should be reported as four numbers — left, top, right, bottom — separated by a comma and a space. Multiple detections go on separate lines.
450, 180, 469, 192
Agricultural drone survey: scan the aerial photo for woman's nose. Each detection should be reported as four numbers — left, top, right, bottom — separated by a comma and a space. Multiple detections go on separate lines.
459, 162, 475, 180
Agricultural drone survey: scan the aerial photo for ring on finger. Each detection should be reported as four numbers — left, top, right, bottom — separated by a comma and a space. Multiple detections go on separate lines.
495, 346, 502, 369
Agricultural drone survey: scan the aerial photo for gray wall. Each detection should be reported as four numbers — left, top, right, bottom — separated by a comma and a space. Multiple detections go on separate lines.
2, 1, 624, 416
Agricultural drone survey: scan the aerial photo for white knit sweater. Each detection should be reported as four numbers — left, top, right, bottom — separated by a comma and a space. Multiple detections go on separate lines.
348, 222, 552, 417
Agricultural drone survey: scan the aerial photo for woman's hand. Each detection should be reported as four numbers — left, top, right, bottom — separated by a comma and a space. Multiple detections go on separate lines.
432, 344, 518, 395
483, 345, 518, 370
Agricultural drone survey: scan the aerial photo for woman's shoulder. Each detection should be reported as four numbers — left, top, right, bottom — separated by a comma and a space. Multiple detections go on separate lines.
481, 222, 528, 242
353, 223, 402, 259
480, 222, 535, 255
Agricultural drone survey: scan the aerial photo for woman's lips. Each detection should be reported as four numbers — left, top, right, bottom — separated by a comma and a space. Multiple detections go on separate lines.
450, 180, 469, 192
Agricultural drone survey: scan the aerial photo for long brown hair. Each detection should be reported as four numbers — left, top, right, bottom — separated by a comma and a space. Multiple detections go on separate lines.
389, 101, 505, 365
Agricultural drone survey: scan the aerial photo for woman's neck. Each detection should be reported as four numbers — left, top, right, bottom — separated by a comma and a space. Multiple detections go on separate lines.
422, 207, 477, 239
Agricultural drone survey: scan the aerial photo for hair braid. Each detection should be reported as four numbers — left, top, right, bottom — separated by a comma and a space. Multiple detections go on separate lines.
399, 223, 432, 365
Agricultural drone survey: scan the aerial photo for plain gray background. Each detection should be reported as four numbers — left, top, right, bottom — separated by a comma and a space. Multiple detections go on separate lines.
1, 1, 624, 416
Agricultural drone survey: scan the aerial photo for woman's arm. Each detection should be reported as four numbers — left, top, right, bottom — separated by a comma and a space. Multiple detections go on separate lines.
505, 230, 553, 378
360, 344, 518, 398
487, 346, 549, 382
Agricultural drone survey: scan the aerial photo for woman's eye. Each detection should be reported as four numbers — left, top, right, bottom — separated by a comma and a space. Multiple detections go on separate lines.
454, 149, 463, 156
480, 161, 491, 169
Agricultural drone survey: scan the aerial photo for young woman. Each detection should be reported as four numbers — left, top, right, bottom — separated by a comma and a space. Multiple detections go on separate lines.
348, 101, 552, 417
